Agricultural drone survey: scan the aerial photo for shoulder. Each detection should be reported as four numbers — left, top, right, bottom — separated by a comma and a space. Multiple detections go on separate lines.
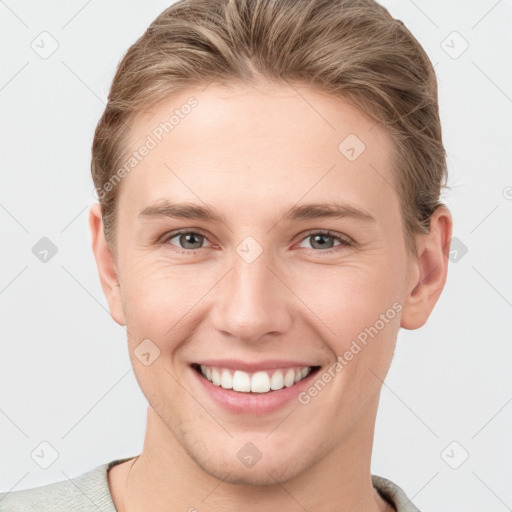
372, 474, 421, 512
0, 461, 115, 512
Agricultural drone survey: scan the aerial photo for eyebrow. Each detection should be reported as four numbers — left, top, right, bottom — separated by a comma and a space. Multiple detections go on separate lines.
138, 200, 376, 224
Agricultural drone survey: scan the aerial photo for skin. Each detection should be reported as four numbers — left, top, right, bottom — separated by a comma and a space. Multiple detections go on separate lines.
89, 81, 452, 512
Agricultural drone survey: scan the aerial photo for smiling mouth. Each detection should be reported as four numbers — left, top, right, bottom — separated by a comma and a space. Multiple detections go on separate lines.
191, 363, 321, 394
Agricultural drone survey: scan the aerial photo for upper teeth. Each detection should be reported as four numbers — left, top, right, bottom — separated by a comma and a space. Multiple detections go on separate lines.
199, 365, 312, 393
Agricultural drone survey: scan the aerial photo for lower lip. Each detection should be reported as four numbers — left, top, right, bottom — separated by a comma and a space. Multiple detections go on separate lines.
190, 366, 319, 415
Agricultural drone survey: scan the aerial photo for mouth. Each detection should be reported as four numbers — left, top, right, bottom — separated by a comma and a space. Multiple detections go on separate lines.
191, 363, 321, 394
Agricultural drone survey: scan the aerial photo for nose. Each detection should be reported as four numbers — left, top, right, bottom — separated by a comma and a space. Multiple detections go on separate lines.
211, 247, 293, 344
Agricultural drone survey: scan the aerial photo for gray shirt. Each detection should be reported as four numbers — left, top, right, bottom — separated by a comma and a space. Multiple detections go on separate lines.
0, 457, 420, 511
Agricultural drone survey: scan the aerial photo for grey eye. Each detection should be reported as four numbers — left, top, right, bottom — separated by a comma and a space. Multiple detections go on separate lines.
169, 232, 206, 250
299, 233, 341, 250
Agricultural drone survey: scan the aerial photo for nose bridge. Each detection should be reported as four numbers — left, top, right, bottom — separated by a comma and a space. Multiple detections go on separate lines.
212, 244, 291, 342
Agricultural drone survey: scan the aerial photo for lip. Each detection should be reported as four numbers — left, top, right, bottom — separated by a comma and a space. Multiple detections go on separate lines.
189, 363, 321, 415
194, 358, 317, 373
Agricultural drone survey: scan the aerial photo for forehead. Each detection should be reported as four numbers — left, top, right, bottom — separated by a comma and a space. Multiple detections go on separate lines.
118, 82, 399, 226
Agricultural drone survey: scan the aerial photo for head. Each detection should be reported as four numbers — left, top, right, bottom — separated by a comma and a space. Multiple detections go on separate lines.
90, 0, 452, 486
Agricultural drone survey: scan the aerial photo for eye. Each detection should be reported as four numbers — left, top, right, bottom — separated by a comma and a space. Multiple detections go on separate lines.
297, 230, 352, 252
163, 230, 213, 252
160, 229, 352, 254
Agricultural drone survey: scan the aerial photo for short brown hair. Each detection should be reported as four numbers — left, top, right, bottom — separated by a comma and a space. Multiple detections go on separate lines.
91, 0, 448, 255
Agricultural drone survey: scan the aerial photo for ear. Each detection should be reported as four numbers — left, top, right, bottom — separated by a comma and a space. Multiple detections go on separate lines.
400, 206, 453, 330
89, 203, 126, 326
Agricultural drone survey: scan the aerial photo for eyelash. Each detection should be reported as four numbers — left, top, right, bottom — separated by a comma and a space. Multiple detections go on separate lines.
159, 229, 352, 255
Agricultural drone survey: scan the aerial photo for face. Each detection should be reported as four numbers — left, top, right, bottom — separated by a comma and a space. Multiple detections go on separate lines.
99, 81, 422, 485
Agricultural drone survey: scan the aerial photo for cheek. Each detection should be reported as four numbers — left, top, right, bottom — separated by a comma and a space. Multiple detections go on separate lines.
290, 259, 402, 341
290, 259, 403, 398
119, 257, 216, 341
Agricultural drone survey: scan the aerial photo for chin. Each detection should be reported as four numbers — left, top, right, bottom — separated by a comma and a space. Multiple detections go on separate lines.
200, 457, 304, 487
184, 438, 315, 487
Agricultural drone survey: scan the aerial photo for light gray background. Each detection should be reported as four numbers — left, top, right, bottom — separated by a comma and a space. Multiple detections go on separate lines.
1, 1, 511, 510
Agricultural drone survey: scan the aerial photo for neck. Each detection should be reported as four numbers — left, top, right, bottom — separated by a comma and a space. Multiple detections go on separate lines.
117, 397, 390, 512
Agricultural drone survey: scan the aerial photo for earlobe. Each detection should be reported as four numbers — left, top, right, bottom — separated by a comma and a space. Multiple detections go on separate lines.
400, 206, 453, 330
89, 203, 126, 326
